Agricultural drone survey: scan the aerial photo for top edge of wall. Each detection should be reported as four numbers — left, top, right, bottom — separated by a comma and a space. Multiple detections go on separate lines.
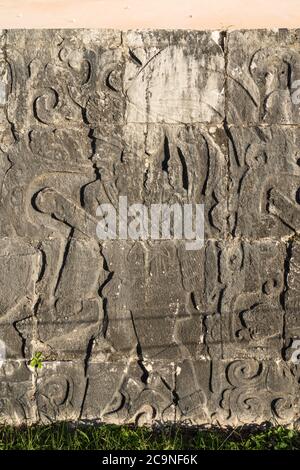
0, 0, 299, 30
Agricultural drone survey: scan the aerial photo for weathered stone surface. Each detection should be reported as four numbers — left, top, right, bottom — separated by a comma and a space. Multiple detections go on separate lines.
0, 29, 300, 427
227, 125, 300, 239
205, 240, 286, 361
36, 361, 86, 423
0, 359, 35, 425
123, 30, 225, 124
227, 29, 300, 125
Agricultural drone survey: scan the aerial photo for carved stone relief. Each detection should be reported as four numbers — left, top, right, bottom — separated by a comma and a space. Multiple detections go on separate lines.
0, 29, 299, 426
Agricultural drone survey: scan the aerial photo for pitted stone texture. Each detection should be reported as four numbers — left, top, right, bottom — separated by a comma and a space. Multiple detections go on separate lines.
0, 240, 39, 360
227, 125, 300, 239
0, 29, 300, 427
226, 29, 300, 125
82, 360, 176, 424
83, 123, 227, 240
36, 361, 86, 423
283, 239, 300, 359
3, 29, 124, 136
212, 359, 299, 426
205, 240, 286, 361
0, 361, 35, 425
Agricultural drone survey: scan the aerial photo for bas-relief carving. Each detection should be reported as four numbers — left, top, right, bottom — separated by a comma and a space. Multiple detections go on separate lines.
0, 29, 299, 426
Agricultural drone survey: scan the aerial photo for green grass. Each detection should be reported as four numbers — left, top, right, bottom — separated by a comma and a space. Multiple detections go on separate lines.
0, 424, 299, 450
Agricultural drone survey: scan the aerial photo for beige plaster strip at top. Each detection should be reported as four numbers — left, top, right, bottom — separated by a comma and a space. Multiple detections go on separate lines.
0, 0, 299, 30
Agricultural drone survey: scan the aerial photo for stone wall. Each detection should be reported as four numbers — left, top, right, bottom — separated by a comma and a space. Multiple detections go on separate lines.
0, 29, 300, 426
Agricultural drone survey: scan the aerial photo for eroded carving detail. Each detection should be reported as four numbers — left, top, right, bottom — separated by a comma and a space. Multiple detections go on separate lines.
0, 29, 299, 426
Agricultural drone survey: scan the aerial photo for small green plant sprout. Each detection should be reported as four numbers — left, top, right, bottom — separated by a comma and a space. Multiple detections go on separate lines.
30, 352, 44, 369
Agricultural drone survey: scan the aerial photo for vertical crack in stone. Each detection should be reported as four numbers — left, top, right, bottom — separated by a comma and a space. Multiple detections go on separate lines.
130, 311, 149, 385
2, 30, 19, 144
